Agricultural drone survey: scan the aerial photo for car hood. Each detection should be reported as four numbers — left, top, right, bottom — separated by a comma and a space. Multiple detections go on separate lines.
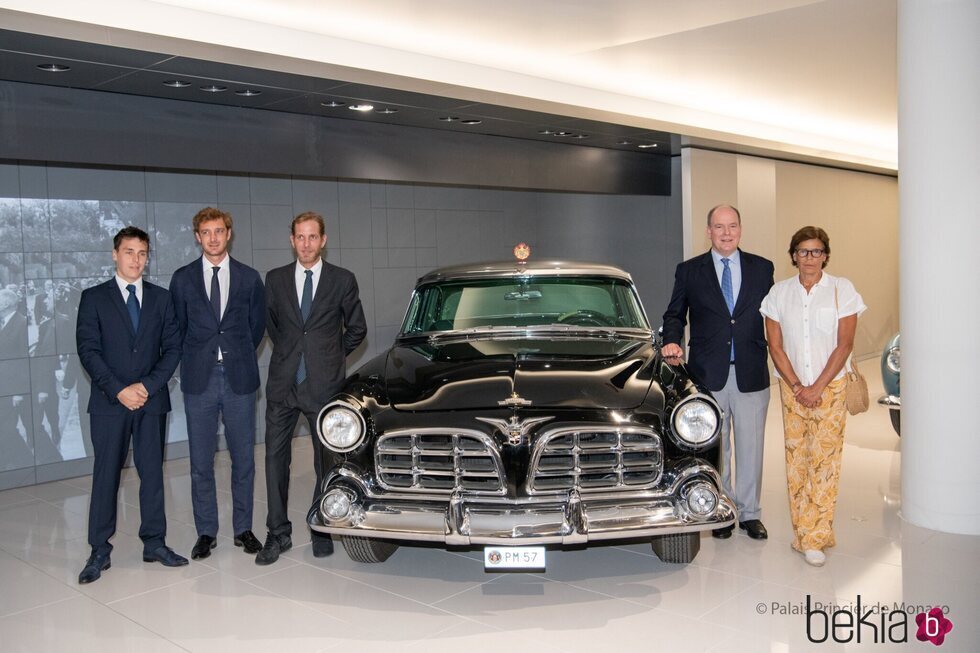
385, 335, 656, 411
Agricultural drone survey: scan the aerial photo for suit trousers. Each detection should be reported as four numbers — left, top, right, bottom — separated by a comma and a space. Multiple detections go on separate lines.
88, 411, 167, 556
711, 365, 770, 521
263, 380, 331, 542
184, 364, 257, 537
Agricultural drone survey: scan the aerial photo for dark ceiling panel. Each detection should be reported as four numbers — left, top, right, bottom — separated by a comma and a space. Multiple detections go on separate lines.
0, 28, 679, 156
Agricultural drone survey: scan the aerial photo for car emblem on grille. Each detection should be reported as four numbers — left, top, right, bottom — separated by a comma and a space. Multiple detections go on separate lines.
476, 415, 553, 445
498, 392, 532, 408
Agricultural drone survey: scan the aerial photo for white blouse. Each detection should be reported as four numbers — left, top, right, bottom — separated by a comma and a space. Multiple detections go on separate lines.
759, 272, 867, 386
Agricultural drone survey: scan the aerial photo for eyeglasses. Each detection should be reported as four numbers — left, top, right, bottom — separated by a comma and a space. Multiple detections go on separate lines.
795, 248, 826, 258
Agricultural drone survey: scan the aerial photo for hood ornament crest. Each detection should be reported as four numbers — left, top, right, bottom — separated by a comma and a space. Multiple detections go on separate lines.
498, 392, 532, 408
476, 415, 553, 445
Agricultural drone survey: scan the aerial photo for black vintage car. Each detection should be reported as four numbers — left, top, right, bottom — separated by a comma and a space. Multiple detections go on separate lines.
307, 257, 735, 569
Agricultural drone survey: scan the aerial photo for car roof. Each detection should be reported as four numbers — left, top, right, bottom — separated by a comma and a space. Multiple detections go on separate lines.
417, 260, 634, 284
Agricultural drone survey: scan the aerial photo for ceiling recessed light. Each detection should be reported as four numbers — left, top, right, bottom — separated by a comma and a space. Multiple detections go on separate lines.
554, 131, 572, 137
571, 134, 589, 139
377, 107, 399, 114
321, 100, 346, 108
538, 129, 555, 135
37, 63, 70, 72
617, 140, 632, 145
439, 116, 460, 122
200, 84, 227, 93
638, 143, 658, 149
163, 80, 191, 88
348, 103, 374, 112
460, 119, 482, 125
235, 89, 262, 97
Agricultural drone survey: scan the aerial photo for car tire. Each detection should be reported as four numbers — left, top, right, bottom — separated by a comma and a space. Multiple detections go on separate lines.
650, 532, 700, 564
341, 536, 399, 563
890, 411, 901, 436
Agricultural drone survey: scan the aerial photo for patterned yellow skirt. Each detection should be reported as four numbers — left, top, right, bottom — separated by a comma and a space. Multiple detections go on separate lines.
778, 377, 848, 552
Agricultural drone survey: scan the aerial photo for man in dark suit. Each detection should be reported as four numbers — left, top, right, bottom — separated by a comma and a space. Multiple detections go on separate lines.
0, 288, 28, 359
662, 204, 774, 540
256, 211, 367, 565
169, 207, 265, 560
75, 226, 185, 584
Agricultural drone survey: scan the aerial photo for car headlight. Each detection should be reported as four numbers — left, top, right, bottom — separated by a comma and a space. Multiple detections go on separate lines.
671, 396, 720, 447
317, 401, 366, 452
886, 346, 900, 374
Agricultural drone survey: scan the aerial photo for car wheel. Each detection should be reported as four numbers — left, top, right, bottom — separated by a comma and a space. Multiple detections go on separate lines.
341, 536, 399, 563
650, 532, 700, 564
890, 411, 901, 436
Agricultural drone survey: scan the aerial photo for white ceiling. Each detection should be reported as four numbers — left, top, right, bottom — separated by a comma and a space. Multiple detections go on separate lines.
0, 0, 898, 169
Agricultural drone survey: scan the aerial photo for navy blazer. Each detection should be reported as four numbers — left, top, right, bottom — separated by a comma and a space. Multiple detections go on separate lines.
169, 257, 266, 395
265, 260, 367, 406
76, 279, 181, 415
662, 250, 774, 393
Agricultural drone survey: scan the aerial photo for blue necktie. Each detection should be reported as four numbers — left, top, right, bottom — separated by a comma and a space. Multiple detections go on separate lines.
296, 270, 313, 384
721, 258, 734, 362
126, 284, 140, 332
210, 266, 221, 322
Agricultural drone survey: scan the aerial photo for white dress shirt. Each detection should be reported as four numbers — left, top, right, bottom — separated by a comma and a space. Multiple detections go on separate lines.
759, 272, 867, 386
294, 258, 323, 308
114, 275, 143, 305
202, 254, 230, 320
711, 248, 741, 304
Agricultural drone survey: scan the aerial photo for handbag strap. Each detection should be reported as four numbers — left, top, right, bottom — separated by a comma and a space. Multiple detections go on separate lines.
834, 279, 854, 374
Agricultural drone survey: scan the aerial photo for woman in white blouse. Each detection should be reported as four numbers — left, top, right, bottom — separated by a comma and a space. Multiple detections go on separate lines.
759, 226, 866, 567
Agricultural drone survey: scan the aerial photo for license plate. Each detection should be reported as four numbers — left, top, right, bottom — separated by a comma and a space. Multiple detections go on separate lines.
483, 546, 546, 571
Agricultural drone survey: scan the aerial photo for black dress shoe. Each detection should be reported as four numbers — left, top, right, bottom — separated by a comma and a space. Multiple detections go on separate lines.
255, 533, 292, 566
78, 552, 111, 584
191, 535, 217, 560
712, 525, 735, 539
234, 530, 262, 554
739, 519, 769, 540
143, 545, 190, 567
311, 534, 334, 558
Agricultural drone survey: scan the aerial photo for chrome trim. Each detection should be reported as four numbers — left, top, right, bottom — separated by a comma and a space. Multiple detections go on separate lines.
315, 399, 367, 453
417, 260, 634, 284
878, 394, 901, 410
476, 414, 554, 445
374, 427, 507, 496
669, 393, 722, 450
310, 461, 735, 545
526, 425, 663, 495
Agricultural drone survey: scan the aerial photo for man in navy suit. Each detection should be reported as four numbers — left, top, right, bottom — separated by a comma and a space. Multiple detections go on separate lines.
169, 207, 266, 560
662, 205, 774, 540
256, 211, 367, 565
76, 226, 185, 584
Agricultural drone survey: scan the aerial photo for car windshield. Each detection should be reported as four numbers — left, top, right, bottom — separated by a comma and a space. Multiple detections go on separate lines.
400, 275, 650, 334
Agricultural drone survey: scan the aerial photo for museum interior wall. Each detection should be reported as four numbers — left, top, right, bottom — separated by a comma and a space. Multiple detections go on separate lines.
682, 147, 898, 360
0, 160, 681, 491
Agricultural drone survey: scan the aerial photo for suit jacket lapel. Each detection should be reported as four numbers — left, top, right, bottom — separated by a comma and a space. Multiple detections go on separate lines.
106, 279, 137, 339
195, 261, 219, 326
285, 265, 304, 326
732, 251, 753, 317
223, 259, 244, 326
308, 260, 330, 321
699, 254, 730, 316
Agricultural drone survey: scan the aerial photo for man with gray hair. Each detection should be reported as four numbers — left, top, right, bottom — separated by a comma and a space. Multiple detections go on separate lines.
662, 204, 774, 540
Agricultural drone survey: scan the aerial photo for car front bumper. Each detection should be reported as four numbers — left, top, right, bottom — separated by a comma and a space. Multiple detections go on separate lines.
878, 394, 901, 410
308, 462, 736, 546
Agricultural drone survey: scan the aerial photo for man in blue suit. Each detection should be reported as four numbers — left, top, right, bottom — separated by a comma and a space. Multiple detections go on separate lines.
169, 207, 266, 560
662, 205, 775, 540
76, 226, 185, 584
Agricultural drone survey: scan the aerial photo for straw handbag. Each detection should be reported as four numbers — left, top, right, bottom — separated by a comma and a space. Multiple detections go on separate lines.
836, 282, 869, 415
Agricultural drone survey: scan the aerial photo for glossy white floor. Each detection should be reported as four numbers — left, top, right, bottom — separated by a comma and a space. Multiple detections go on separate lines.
0, 359, 976, 653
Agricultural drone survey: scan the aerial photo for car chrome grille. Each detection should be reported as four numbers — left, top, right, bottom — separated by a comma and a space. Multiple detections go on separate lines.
375, 429, 506, 494
527, 426, 662, 494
